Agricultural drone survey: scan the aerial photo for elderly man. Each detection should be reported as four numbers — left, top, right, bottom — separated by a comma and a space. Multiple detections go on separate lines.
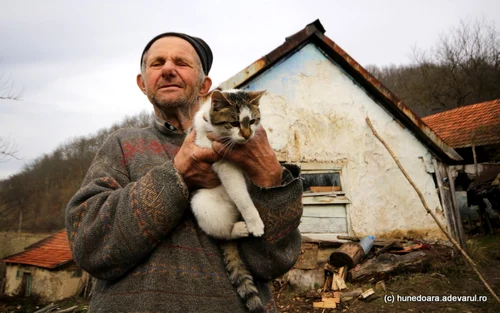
66, 32, 303, 312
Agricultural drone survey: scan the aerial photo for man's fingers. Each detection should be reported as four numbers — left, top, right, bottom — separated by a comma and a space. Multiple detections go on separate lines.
193, 147, 221, 164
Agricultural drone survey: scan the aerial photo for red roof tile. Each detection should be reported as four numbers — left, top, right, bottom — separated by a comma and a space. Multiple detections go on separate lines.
422, 99, 500, 149
2, 230, 73, 269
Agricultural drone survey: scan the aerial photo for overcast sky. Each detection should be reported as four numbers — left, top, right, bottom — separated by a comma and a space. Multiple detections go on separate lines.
1, 0, 499, 179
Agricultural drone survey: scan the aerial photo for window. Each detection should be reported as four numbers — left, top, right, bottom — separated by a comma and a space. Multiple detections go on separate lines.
297, 164, 350, 239
302, 172, 342, 193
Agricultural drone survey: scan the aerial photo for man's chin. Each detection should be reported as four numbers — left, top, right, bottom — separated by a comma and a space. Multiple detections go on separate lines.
152, 96, 189, 109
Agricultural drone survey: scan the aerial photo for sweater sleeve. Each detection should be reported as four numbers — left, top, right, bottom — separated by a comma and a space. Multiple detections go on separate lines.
65, 131, 189, 281
238, 164, 304, 281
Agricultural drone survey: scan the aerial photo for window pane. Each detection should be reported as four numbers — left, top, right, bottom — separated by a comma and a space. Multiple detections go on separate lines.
302, 172, 341, 192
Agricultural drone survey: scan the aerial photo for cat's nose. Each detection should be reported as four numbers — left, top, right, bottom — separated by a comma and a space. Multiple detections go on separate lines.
240, 129, 251, 139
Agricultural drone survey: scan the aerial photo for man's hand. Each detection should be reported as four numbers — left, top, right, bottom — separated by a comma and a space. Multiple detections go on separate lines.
211, 126, 282, 187
173, 130, 221, 190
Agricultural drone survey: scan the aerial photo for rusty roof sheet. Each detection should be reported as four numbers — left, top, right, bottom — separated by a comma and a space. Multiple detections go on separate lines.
2, 230, 73, 269
218, 19, 463, 163
422, 99, 500, 149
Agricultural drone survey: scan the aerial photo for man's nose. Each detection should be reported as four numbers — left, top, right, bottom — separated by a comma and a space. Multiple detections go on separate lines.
161, 60, 177, 76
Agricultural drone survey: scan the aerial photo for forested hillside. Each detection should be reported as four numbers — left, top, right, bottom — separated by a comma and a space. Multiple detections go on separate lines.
367, 18, 500, 117
0, 112, 152, 232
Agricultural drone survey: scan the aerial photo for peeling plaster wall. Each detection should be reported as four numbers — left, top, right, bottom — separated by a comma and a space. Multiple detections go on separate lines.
242, 43, 446, 239
5, 264, 86, 302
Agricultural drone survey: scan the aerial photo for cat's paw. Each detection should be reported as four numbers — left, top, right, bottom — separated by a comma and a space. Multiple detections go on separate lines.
247, 218, 265, 237
231, 221, 250, 238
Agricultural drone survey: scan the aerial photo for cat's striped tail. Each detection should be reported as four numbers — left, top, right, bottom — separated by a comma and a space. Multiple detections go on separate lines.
222, 241, 264, 313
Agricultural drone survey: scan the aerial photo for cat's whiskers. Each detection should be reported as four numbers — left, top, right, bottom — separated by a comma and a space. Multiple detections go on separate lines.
219, 137, 236, 158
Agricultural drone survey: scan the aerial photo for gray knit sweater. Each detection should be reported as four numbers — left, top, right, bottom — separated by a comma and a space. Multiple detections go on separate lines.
65, 120, 303, 313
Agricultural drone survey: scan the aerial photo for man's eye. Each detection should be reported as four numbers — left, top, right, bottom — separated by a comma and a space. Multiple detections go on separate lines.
230, 122, 240, 127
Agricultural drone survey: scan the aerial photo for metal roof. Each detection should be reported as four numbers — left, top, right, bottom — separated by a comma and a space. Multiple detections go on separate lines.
422, 99, 500, 149
2, 230, 73, 269
218, 19, 463, 163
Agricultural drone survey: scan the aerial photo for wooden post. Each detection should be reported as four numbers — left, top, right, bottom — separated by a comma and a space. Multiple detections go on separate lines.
432, 159, 458, 241
472, 145, 478, 177
329, 242, 365, 269
447, 166, 465, 247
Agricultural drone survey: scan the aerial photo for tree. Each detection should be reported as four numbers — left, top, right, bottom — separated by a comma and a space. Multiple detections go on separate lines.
0, 137, 20, 163
368, 17, 500, 117
1, 63, 23, 161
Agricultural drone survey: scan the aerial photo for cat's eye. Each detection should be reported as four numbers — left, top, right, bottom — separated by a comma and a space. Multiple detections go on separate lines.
230, 122, 240, 127
249, 119, 256, 125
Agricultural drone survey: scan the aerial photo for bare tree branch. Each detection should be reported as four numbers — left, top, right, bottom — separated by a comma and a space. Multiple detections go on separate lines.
0, 137, 22, 163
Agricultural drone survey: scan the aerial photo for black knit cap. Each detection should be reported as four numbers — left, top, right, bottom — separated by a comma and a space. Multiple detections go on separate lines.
140, 32, 213, 75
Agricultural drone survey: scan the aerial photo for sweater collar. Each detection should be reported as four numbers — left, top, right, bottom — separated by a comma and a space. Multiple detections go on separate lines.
154, 116, 190, 136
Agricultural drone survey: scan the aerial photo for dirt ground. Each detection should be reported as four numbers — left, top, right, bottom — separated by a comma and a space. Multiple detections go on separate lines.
1, 233, 500, 313
273, 233, 500, 313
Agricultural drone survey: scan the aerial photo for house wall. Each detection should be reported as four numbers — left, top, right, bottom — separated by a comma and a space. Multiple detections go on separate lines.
241, 43, 447, 239
4, 264, 86, 302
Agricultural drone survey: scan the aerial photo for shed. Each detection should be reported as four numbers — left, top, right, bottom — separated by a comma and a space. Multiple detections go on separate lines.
423, 99, 500, 178
423, 100, 500, 229
1, 229, 87, 302
218, 19, 464, 243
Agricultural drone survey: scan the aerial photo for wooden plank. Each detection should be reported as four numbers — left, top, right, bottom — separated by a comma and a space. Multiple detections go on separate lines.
302, 205, 346, 218
447, 165, 465, 248
313, 301, 336, 309
299, 217, 347, 233
433, 159, 458, 242
321, 297, 340, 303
303, 191, 345, 197
302, 197, 350, 205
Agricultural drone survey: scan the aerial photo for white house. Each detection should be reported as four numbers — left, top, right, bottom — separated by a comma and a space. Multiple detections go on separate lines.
218, 20, 464, 243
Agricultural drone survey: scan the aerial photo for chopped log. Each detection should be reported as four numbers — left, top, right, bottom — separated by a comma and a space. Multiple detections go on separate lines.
332, 276, 347, 291
323, 273, 333, 292
332, 266, 348, 291
350, 251, 433, 283
375, 280, 386, 292
360, 288, 375, 299
329, 242, 365, 269
341, 288, 363, 300
313, 301, 336, 309
323, 262, 336, 273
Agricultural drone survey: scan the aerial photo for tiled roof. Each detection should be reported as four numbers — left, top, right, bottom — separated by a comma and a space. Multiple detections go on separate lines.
422, 99, 500, 149
2, 230, 73, 269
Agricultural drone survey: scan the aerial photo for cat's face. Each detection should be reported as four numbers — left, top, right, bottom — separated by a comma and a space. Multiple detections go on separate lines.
209, 90, 265, 144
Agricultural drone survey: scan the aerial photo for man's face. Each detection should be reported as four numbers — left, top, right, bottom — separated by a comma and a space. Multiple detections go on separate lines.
137, 37, 208, 109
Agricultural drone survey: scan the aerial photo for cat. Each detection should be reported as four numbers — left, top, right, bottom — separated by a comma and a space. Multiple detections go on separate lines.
190, 88, 267, 312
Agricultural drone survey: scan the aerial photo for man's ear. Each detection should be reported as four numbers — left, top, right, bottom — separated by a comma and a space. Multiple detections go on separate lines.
136, 73, 146, 94
199, 76, 213, 97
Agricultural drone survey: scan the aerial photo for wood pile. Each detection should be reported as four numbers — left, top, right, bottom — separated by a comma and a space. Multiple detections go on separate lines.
309, 235, 437, 309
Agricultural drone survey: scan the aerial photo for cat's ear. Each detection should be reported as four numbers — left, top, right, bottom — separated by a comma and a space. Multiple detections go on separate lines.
248, 90, 266, 106
211, 90, 232, 109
